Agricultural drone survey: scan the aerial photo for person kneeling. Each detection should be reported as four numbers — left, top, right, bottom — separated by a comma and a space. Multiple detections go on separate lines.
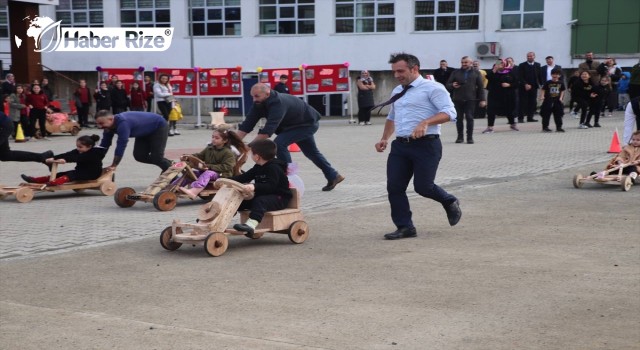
231, 139, 292, 238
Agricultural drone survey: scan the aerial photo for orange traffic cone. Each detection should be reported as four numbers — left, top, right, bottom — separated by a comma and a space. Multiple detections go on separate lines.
288, 143, 301, 152
607, 130, 621, 154
15, 123, 26, 143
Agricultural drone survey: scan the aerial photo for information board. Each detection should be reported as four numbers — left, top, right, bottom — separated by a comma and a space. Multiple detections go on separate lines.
198, 67, 243, 96
258, 67, 304, 95
303, 64, 350, 94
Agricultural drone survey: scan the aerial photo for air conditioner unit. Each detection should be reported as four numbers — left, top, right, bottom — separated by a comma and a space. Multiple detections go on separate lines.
475, 42, 501, 58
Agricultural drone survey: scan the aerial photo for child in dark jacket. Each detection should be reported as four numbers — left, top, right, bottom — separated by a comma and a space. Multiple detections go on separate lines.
231, 139, 292, 237
94, 82, 112, 112
110, 80, 129, 114
585, 76, 610, 128
21, 134, 107, 186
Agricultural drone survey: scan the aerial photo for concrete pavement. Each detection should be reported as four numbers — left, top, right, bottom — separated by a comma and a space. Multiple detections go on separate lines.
1, 112, 638, 349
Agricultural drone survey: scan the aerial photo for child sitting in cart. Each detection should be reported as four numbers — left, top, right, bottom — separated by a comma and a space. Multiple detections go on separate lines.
231, 139, 292, 238
594, 131, 640, 182
178, 128, 248, 199
45, 105, 70, 126
20, 134, 107, 186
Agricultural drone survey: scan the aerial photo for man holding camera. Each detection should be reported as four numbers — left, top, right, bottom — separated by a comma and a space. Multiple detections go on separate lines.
446, 56, 486, 144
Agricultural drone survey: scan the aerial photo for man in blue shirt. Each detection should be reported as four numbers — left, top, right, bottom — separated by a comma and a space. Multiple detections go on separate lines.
375, 52, 462, 240
95, 110, 172, 171
236, 83, 344, 191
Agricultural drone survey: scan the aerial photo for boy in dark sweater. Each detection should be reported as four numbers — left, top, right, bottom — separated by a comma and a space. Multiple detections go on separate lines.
232, 139, 292, 237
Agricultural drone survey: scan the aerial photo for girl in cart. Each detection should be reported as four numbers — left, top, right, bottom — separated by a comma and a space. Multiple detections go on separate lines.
20, 134, 107, 186
178, 128, 248, 199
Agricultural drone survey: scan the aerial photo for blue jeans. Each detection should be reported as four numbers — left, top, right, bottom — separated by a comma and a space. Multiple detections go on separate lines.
273, 122, 339, 182
386, 137, 456, 229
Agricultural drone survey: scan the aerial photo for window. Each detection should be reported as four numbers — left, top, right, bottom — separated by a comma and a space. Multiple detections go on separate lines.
56, 0, 104, 27
336, 0, 395, 33
415, 0, 479, 31
0, 0, 8, 38
121, 0, 170, 28
190, 0, 241, 36
501, 0, 543, 29
259, 0, 314, 35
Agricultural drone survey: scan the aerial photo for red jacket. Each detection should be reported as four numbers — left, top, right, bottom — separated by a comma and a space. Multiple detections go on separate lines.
129, 89, 147, 108
26, 93, 49, 110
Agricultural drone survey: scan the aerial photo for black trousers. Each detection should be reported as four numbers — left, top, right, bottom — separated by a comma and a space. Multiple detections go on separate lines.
519, 87, 538, 120
585, 100, 603, 125
540, 100, 563, 129
0, 142, 44, 163
146, 97, 153, 112
77, 105, 90, 126
132, 124, 172, 171
454, 100, 476, 139
239, 194, 288, 222
30, 108, 46, 137
156, 101, 171, 121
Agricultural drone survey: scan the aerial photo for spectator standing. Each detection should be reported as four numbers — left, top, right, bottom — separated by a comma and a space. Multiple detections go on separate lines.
110, 80, 129, 115
25, 84, 49, 139
153, 73, 174, 121
567, 70, 582, 118
273, 75, 290, 94
483, 59, 519, 133
94, 81, 112, 112
144, 75, 154, 112
576, 71, 595, 128
540, 56, 563, 86
129, 81, 147, 112
538, 68, 566, 132
374, 52, 461, 240
630, 60, 640, 100
473, 60, 488, 119
356, 70, 376, 125
446, 56, 485, 144
1, 73, 16, 96
598, 58, 621, 116
578, 51, 601, 85
11, 85, 30, 139
433, 60, 453, 86
517, 52, 541, 123
618, 71, 631, 110
73, 79, 92, 127
41, 78, 54, 101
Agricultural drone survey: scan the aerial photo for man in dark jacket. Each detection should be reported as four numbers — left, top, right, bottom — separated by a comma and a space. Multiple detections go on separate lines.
518, 52, 542, 123
446, 56, 486, 144
273, 75, 290, 94
539, 56, 563, 86
236, 83, 344, 191
433, 60, 453, 86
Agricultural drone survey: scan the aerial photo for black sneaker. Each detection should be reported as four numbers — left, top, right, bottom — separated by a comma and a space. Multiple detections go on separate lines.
594, 123, 601, 127
556, 128, 565, 132
322, 174, 345, 191
233, 223, 255, 238
542, 128, 552, 132
455, 138, 464, 144
466, 139, 474, 144
444, 199, 462, 226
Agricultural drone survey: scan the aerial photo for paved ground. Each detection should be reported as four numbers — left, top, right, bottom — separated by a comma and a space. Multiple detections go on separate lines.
0, 112, 638, 349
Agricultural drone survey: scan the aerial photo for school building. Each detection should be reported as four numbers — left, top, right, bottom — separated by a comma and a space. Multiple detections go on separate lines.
1, 0, 638, 117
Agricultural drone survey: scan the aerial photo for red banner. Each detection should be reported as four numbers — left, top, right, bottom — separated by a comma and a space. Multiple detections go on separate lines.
198, 67, 243, 96
303, 64, 350, 94
155, 68, 198, 96
97, 68, 144, 91
259, 67, 305, 95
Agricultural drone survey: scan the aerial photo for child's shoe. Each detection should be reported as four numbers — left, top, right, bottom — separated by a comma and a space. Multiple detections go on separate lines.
542, 128, 552, 132
579, 124, 588, 129
168, 129, 175, 136
481, 127, 494, 134
556, 128, 565, 132
593, 123, 601, 127
21, 174, 49, 183
630, 172, 638, 184
174, 128, 181, 135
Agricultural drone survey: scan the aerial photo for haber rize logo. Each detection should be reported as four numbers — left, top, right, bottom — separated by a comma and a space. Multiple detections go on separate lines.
15, 15, 173, 52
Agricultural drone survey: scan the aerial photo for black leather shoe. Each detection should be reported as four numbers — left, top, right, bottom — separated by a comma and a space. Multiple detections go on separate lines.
527, 118, 539, 122
455, 138, 464, 143
233, 223, 255, 238
518, 118, 525, 123
384, 227, 417, 240
466, 139, 474, 144
322, 174, 345, 191
40, 150, 54, 163
444, 199, 462, 226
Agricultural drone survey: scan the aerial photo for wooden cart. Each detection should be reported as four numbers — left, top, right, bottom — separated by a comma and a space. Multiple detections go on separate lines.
114, 154, 246, 211
160, 178, 309, 257
0, 163, 116, 203
573, 161, 638, 192
36, 119, 81, 138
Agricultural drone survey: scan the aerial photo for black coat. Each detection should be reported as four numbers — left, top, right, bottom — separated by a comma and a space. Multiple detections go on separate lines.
54, 147, 107, 181
518, 61, 542, 88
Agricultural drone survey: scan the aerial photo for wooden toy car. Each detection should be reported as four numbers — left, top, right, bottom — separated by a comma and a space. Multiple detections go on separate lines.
573, 161, 638, 192
0, 163, 116, 203
160, 178, 309, 257
35, 117, 81, 138
113, 154, 246, 211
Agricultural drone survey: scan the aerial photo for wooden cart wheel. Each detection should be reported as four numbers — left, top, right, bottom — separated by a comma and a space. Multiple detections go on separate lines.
99, 181, 117, 196
198, 201, 221, 222
572, 174, 583, 189
204, 232, 228, 257
287, 220, 309, 244
621, 176, 633, 192
114, 187, 136, 208
15, 187, 34, 203
160, 226, 183, 251
153, 190, 178, 211
70, 127, 80, 136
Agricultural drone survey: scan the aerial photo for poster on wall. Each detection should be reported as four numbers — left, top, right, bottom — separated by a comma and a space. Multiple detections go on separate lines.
96, 67, 145, 91
303, 63, 350, 94
154, 68, 198, 96
258, 67, 305, 95
198, 67, 243, 96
